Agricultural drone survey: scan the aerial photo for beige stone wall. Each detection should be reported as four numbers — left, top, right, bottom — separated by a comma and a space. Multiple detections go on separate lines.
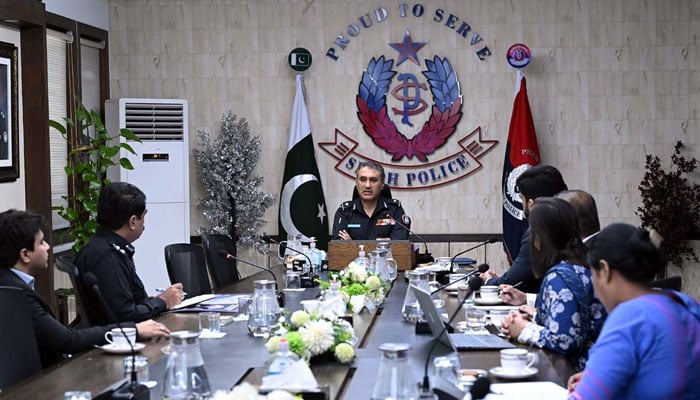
108, 0, 700, 290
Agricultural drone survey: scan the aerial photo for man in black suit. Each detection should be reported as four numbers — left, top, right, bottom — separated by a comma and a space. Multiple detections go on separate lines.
480, 165, 568, 293
75, 182, 184, 324
0, 209, 169, 368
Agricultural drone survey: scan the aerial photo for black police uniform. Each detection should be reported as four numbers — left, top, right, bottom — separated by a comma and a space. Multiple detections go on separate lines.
75, 228, 167, 324
332, 197, 410, 240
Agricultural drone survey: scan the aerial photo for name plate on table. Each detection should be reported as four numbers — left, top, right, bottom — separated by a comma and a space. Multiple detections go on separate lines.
327, 240, 412, 271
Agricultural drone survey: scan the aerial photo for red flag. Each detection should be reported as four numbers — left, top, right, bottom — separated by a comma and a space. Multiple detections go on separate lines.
501, 71, 540, 260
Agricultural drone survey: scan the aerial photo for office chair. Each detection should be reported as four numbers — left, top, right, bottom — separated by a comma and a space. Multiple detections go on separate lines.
0, 286, 41, 390
201, 234, 241, 290
164, 243, 212, 296
651, 275, 682, 291
55, 254, 93, 328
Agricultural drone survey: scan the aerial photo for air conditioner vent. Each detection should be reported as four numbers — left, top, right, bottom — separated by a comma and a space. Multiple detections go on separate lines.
123, 102, 185, 141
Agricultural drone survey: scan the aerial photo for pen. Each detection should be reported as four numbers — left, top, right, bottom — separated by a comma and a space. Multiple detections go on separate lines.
156, 288, 188, 296
498, 281, 523, 296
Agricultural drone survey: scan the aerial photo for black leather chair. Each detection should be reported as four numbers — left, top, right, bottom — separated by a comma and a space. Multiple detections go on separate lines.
0, 286, 41, 390
201, 234, 241, 290
651, 276, 682, 291
164, 243, 212, 297
55, 254, 93, 328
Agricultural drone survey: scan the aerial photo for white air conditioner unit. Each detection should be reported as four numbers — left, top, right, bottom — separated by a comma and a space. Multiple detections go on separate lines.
105, 98, 189, 294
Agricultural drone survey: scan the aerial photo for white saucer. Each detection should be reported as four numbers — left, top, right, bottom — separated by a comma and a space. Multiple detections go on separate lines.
488, 366, 538, 379
198, 331, 226, 339
475, 297, 505, 305
99, 343, 146, 354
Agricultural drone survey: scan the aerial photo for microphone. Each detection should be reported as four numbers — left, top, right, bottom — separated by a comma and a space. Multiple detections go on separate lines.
267, 238, 314, 272
217, 250, 285, 307
449, 237, 498, 273
469, 376, 491, 400
385, 212, 434, 265
84, 272, 148, 400
431, 264, 489, 294
420, 277, 485, 399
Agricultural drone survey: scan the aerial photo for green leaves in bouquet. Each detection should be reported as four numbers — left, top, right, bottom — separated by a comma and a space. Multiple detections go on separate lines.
50, 100, 141, 252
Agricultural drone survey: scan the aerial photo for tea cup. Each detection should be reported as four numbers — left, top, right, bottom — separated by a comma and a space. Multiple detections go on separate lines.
499, 348, 538, 372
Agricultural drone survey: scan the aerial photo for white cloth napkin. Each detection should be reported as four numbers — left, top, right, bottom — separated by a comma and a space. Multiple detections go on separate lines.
260, 359, 319, 391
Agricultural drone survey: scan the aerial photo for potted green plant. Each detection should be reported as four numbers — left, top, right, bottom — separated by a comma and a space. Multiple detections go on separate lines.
636, 141, 700, 272
50, 100, 141, 251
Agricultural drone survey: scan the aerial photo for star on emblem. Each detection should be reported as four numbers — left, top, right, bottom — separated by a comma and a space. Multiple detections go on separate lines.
317, 203, 326, 223
389, 30, 427, 66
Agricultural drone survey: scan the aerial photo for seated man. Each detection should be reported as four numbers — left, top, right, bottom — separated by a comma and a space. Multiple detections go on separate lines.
481, 165, 568, 293
76, 182, 184, 324
556, 189, 600, 243
0, 209, 169, 368
332, 161, 410, 240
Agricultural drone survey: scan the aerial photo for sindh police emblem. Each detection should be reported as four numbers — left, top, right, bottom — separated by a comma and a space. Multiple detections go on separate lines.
320, 31, 497, 190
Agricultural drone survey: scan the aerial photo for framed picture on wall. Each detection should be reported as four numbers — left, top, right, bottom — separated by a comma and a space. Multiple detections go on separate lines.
0, 41, 18, 182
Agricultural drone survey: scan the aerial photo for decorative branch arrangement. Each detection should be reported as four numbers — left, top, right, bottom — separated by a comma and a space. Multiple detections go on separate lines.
194, 112, 274, 242
637, 141, 700, 267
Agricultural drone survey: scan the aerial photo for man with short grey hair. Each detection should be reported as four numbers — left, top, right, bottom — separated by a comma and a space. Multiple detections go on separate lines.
332, 161, 410, 240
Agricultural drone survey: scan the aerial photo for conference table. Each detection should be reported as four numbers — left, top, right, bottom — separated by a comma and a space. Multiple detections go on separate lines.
1, 266, 574, 399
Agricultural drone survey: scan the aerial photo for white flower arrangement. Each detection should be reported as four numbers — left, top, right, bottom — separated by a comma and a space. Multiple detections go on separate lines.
211, 382, 297, 400
317, 262, 389, 313
266, 310, 357, 363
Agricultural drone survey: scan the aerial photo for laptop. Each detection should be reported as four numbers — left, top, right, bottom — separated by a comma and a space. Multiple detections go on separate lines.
412, 285, 515, 351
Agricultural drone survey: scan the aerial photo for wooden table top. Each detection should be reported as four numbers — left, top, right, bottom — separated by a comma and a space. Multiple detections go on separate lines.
0, 267, 574, 399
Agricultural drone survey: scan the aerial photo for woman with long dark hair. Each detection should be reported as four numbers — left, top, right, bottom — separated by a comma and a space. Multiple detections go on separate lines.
568, 223, 700, 399
501, 197, 606, 371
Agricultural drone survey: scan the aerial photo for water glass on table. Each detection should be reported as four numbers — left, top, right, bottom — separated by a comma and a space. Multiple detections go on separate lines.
199, 311, 221, 335
234, 296, 252, 321
123, 355, 149, 383
285, 270, 301, 289
465, 307, 487, 332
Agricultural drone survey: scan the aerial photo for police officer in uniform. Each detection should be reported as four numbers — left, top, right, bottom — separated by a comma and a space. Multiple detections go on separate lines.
332, 161, 410, 240
75, 182, 184, 325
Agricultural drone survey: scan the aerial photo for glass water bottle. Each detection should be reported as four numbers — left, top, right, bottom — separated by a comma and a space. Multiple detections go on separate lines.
247, 280, 281, 337
401, 270, 430, 322
371, 343, 418, 400
162, 331, 211, 400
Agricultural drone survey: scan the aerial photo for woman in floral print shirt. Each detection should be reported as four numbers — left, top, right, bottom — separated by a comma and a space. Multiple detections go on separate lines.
501, 197, 606, 371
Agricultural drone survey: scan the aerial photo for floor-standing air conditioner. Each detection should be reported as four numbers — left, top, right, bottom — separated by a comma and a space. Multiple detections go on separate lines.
105, 98, 189, 294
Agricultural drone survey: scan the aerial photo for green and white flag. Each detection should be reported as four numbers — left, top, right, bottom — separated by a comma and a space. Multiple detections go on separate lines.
278, 75, 329, 250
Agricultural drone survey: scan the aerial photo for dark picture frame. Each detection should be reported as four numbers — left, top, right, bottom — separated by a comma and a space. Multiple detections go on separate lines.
0, 41, 19, 182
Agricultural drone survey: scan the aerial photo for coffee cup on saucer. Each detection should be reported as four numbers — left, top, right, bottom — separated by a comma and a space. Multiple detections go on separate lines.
436, 257, 452, 270
104, 327, 137, 349
479, 285, 499, 301
499, 348, 538, 372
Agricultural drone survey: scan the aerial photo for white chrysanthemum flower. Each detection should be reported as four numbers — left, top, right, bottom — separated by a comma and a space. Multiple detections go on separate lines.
354, 270, 367, 283
299, 319, 335, 356
334, 342, 355, 363
267, 390, 297, 400
290, 310, 310, 327
224, 382, 259, 399
266, 336, 281, 353
366, 275, 381, 290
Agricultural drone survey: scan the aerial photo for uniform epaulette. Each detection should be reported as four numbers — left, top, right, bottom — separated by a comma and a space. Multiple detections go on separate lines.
388, 198, 402, 207
338, 201, 353, 211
